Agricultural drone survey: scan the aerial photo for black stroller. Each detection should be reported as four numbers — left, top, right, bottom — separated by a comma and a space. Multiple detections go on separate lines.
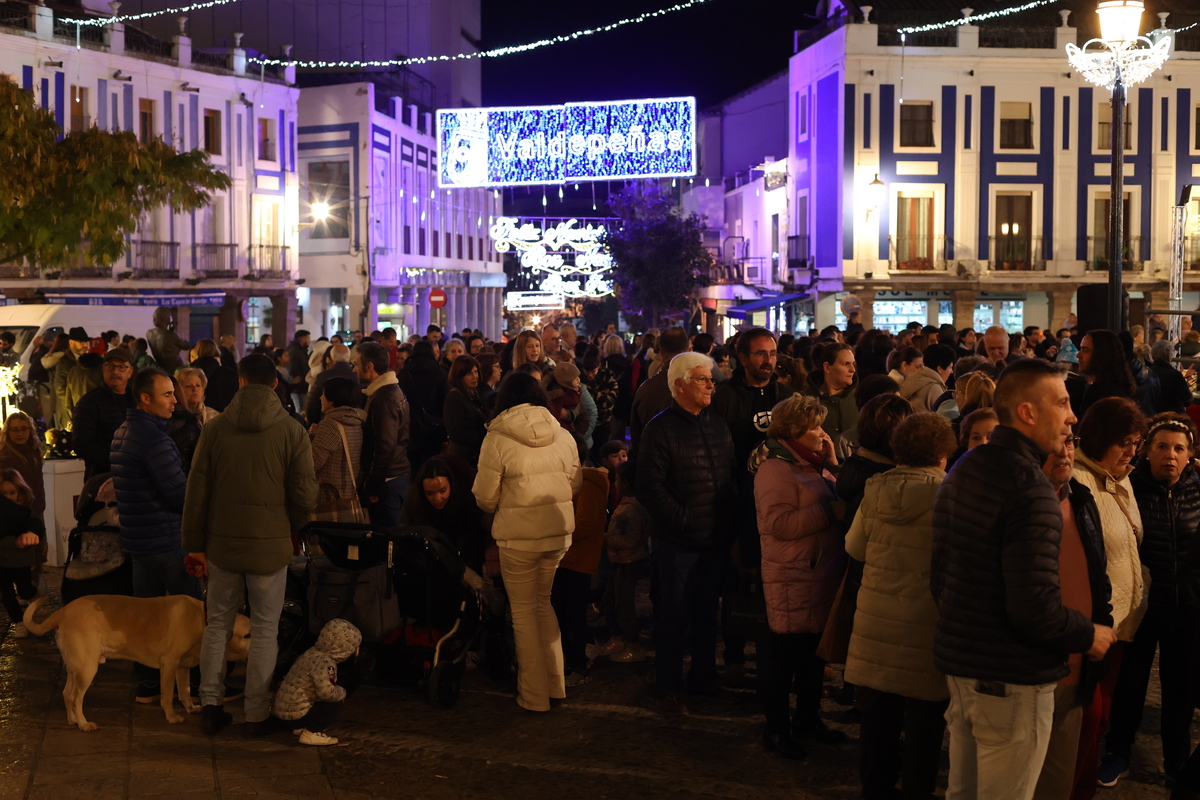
60, 472, 132, 603
295, 521, 512, 708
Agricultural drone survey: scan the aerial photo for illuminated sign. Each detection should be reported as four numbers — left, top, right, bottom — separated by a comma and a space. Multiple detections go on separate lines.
491, 217, 615, 299
506, 291, 566, 311
439, 97, 695, 188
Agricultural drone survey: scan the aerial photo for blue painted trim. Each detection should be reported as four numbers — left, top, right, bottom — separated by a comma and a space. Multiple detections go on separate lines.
190, 94, 199, 151
298, 139, 353, 150
1062, 96, 1070, 150
877, 84, 957, 259
163, 90, 172, 142
372, 123, 392, 153
54, 73, 64, 137
278, 109, 286, 169
111, 94, 118, 132
40, 78, 47, 110
298, 124, 357, 134
97, 78, 107, 130
190, 212, 197, 275
978, 86, 1055, 261
964, 94, 972, 150
1162, 97, 1169, 152
843, 82, 855, 261
123, 84, 133, 132
289, 122, 295, 172
863, 92, 871, 150
21, 65, 32, 92
1177, 89, 1200, 209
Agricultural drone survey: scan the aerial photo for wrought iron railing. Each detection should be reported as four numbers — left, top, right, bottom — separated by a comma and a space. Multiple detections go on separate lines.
249, 244, 289, 279
124, 26, 173, 58
1174, 28, 1200, 51
53, 13, 105, 44
889, 235, 947, 271
0, 262, 37, 279
58, 243, 112, 278
786, 235, 810, 269
878, 23, 956, 47
193, 243, 239, 278
701, 261, 742, 285
988, 235, 1046, 270
979, 25, 1055, 48
1184, 236, 1200, 271
1086, 235, 1144, 272
0, 1, 29, 30
739, 257, 770, 285
132, 240, 179, 278
192, 49, 230, 70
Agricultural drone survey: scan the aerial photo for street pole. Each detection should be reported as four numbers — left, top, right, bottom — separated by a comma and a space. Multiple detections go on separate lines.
1108, 62, 1127, 332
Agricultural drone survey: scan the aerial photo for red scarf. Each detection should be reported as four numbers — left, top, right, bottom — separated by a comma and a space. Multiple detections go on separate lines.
783, 439, 825, 471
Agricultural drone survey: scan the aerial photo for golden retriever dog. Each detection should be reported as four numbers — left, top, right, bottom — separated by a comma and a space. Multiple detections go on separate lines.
23, 595, 251, 731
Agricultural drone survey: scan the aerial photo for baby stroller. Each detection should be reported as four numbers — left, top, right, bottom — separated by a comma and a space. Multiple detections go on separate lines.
299, 521, 510, 708
60, 473, 132, 603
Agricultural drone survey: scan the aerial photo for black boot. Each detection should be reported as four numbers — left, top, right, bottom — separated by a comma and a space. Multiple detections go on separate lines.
200, 704, 233, 736
762, 727, 807, 760
793, 716, 847, 745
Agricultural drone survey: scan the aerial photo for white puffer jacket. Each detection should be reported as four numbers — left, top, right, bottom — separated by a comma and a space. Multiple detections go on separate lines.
473, 403, 583, 552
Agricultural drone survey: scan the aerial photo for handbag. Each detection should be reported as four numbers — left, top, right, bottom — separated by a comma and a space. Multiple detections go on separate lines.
310, 422, 369, 524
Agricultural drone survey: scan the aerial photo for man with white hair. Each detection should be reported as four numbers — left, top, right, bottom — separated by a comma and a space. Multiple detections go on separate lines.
982, 325, 1022, 369
1148, 339, 1193, 415
637, 351, 737, 717
305, 343, 363, 425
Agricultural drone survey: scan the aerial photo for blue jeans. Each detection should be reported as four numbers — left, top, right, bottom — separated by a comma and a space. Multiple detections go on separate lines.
653, 539, 722, 695
367, 476, 409, 528
199, 560, 286, 723
131, 549, 203, 685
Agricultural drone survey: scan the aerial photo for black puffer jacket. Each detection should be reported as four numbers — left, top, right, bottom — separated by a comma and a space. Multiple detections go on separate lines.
931, 425, 1095, 685
711, 369, 797, 468
397, 354, 448, 468
1130, 460, 1200, 612
72, 384, 136, 480
110, 409, 187, 557
637, 402, 737, 551
1148, 359, 1193, 415
362, 379, 412, 496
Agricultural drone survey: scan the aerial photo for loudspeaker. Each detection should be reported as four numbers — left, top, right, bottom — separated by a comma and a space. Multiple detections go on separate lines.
1076, 284, 1129, 335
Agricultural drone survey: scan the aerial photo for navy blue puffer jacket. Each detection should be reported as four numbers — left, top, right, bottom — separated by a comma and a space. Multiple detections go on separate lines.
110, 409, 188, 556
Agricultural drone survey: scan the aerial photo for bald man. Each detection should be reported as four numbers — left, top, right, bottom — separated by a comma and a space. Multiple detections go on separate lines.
982, 325, 1022, 369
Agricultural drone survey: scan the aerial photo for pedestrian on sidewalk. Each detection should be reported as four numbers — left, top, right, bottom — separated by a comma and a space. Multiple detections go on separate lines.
184, 353, 318, 736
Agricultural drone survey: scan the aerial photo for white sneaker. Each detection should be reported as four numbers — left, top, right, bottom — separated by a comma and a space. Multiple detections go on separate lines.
292, 728, 304, 736
298, 729, 338, 746
11, 623, 29, 639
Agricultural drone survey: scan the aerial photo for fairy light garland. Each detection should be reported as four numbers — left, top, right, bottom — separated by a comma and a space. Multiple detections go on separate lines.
61, 0, 242, 27
897, 0, 1055, 35
247, 0, 709, 68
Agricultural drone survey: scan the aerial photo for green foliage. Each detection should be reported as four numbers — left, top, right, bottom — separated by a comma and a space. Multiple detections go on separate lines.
603, 182, 713, 329
0, 77, 232, 267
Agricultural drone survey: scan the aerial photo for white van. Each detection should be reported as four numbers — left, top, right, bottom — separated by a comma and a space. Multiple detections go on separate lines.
0, 304, 158, 381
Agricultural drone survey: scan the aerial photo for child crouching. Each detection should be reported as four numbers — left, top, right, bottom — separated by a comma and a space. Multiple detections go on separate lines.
273, 618, 361, 745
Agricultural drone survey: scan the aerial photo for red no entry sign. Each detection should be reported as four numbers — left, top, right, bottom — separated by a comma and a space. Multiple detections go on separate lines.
429, 288, 447, 308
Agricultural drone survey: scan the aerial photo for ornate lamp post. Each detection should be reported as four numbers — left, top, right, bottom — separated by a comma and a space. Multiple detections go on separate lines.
1067, 1, 1170, 331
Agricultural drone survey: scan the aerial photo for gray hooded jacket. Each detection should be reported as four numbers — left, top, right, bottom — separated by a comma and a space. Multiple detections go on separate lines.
273, 619, 362, 720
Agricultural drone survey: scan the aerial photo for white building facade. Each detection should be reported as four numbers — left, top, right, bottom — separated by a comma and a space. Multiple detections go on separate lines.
0, 1, 303, 347
296, 82, 505, 340
780, 2, 1200, 334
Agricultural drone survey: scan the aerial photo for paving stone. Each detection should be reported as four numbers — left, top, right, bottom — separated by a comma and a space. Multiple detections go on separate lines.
130, 730, 211, 760
220, 772, 335, 799
26, 779, 126, 800
41, 724, 129, 756
0, 770, 29, 800
32, 752, 128, 785
129, 756, 215, 796
216, 745, 323, 778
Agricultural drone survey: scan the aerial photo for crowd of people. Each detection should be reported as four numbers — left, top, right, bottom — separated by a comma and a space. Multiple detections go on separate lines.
1, 312, 1200, 798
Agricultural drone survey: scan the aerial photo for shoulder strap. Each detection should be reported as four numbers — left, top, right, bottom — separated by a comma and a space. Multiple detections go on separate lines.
336, 421, 355, 478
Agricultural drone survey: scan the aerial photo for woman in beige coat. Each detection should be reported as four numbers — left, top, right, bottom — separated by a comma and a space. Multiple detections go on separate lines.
473, 372, 582, 712
1072, 396, 1147, 791
844, 413, 957, 800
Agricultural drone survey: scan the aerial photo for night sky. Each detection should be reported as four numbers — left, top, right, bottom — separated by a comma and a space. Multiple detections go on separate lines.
480, 0, 819, 109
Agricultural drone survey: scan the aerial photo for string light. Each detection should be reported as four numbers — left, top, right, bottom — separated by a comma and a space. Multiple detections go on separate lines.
62, 0, 242, 27
897, 0, 1054, 35
248, 0, 710, 68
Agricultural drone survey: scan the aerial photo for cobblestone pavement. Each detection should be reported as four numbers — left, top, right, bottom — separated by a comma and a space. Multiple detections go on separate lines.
0, 579, 1189, 799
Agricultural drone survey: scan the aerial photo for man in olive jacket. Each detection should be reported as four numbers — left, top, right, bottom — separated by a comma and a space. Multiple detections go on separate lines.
184, 353, 317, 735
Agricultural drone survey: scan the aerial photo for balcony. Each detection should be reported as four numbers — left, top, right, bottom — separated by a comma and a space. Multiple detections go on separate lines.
0, 262, 37, 279
786, 235, 811, 269
979, 25, 1055, 48
192, 49, 230, 70
878, 23, 956, 47
248, 244, 290, 280
701, 261, 743, 285
131, 240, 180, 278
52, 12, 105, 45
1086, 235, 1144, 272
889, 235, 947, 271
988, 236, 1046, 271
193, 243, 239, 279
54, 244, 112, 279
1184, 236, 1200, 271
0, 1, 29, 30
738, 257, 771, 286
124, 26, 173, 59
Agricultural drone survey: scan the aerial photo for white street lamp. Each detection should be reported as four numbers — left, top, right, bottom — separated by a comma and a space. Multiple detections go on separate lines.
1066, 0, 1170, 331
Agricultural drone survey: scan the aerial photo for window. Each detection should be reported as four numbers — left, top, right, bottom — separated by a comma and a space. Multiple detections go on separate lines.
899, 102, 934, 147
1097, 102, 1132, 150
1195, 106, 1200, 150
138, 98, 155, 144
999, 101, 1033, 149
994, 194, 1033, 268
203, 109, 221, 155
307, 161, 350, 239
797, 93, 808, 141
257, 117, 276, 161
69, 85, 89, 132
895, 195, 935, 269
974, 304, 995, 331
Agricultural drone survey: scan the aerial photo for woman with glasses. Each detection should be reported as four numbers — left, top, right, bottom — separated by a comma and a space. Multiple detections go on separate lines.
1071, 396, 1149, 795
1098, 413, 1200, 787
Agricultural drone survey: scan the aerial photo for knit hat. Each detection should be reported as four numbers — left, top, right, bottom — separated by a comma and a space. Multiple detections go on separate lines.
68, 326, 89, 342
553, 361, 580, 386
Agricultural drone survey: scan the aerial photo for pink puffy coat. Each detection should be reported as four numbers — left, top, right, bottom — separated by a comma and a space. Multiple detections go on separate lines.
752, 439, 846, 635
